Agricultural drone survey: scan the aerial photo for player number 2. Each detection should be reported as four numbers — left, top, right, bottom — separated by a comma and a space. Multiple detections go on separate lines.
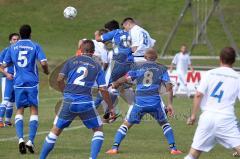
210, 81, 224, 103
73, 66, 88, 86
143, 70, 153, 87
17, 51, 28, 67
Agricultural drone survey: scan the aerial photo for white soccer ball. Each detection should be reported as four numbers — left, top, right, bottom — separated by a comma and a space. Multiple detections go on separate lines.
63, 6, 77, 19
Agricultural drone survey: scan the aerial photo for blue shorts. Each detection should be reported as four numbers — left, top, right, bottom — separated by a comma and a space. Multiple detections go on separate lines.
110, 61, 132, 83
14, 86, 39, 109
54, 98, 102, 129
1, 77, 15, 102
125, 104, 167, 124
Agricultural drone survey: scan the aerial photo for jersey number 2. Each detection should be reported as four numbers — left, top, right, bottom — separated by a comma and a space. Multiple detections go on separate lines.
17, 51, 28, 67
210, 81, 224, 103
73, 66, 88, 86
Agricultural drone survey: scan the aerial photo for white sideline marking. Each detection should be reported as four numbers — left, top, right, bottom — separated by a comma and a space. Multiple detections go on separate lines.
0, 125, 85, 142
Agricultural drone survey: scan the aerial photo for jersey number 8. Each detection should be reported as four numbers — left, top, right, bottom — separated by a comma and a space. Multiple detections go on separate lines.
143, 70, 153, 87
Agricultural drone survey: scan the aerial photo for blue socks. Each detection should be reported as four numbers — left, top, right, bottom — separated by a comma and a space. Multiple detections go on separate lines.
90, 131, 104, 159
0, 104, 6, 122
29, 115, 39, 144
15, 114, 24, 140
112, 125, 128, 150
5, 102, 13, 123
161, 123, 176, 150
40, 132, 58, 159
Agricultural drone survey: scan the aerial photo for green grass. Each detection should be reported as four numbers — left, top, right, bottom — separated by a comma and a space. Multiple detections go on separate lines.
0, 0, 240, 159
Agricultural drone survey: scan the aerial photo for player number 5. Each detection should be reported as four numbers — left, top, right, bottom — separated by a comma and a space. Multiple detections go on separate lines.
210, 81, 224, 103
17, 51, 28, 67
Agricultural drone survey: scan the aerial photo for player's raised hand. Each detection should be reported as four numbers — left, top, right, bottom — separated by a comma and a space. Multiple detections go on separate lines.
187, 115, 196, 125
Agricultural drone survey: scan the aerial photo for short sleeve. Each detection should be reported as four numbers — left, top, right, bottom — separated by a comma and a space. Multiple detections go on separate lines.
3, 48, 12, 66
96, 69, 106, 87
59, 61, 70, 77
101, 30, 117, 42
36, 44, 47, 62
197, 72, 209, 94
172, 54, 178, 64
161, 70, 170, 83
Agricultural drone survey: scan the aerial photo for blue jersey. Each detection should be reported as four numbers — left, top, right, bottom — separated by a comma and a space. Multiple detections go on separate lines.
3, 39, 47, 87
0, 47, 14, 75
60, 55, 106, 99
127, 61, 170, 106
101, 29, 133, 62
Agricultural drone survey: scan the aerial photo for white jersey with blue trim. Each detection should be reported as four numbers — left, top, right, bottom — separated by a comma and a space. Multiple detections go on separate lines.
197, 67, 240, 116
3, 39, 47, 87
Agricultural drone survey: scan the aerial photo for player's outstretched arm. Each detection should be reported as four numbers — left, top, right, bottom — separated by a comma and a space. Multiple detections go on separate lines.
165, 83, 174, 117
40, 61, 49, 75
112, 76, 130, 89
57, 74, 65, 93
187, 91, 203, 125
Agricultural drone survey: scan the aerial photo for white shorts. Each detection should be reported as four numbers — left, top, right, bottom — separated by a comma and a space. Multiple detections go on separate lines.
192, 111, 240, 152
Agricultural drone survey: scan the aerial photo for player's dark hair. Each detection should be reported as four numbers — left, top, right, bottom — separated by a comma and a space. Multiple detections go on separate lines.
121, 17, 135, 26
220, 47, 236, 65
98, 28, 108, 35
81, 40, 95, 54
19, 24, 31, 39
8, 33, 20, 41
104, 20, 119, 31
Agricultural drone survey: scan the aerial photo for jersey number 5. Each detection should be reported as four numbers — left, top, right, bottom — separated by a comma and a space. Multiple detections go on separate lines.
210, 81, 224, 103
17, 51, 28, 67
73, 66, 88, 86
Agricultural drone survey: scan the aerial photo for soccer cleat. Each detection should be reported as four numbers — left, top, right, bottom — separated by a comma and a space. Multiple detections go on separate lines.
19, 141, 27, 154
106, 149, 118, 155
170, 149, 183, 155
4, 121, 12, 127
0, 122, 4, 128
26, 140, 35, 154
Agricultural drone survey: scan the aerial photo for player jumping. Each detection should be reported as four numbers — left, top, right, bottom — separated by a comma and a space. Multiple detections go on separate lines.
0, 33, 20, 127
106, 48, 182, 155
185, 47, 240, 159
0, 24, 49, 154
40, 40, 115, 159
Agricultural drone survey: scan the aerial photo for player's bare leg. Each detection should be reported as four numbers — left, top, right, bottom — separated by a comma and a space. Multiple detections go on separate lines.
106, 120, 133, 154
233, 146, 240, 157
15, 107, 26, 154
184, 147, 202, 159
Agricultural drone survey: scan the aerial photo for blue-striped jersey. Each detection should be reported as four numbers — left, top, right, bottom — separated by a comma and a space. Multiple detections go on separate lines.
127, 61, 170, 106
60, 55, 106, 99
3, 39, 47, 87
101, 29, 133, 62
0, 47, 14, 75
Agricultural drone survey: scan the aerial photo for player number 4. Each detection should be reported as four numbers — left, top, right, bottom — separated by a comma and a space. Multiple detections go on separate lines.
73, 66, 88, 86
210, 81, 224, 103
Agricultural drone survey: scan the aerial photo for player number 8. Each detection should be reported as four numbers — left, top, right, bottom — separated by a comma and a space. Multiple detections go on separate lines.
143, 70, 153, 87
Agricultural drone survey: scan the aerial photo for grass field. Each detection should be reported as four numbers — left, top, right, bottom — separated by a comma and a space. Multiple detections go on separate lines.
0, 0, 240, 159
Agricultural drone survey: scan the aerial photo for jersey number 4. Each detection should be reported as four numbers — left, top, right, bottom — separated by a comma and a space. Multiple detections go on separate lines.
210, 81, 224, 103
17, 51, 28, 67
73, 66, 88, 86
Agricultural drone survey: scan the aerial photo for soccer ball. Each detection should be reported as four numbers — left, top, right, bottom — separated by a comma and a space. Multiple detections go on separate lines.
63, 6, 77, 19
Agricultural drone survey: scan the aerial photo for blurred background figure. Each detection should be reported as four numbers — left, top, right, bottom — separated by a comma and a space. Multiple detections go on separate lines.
169, 44, 194, 97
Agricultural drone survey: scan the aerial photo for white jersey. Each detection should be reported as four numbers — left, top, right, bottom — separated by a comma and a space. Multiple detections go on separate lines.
197, 67, 240, 116
172, 52, 191, 74
92, 40, 109, 64
129, 25, 156, 57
